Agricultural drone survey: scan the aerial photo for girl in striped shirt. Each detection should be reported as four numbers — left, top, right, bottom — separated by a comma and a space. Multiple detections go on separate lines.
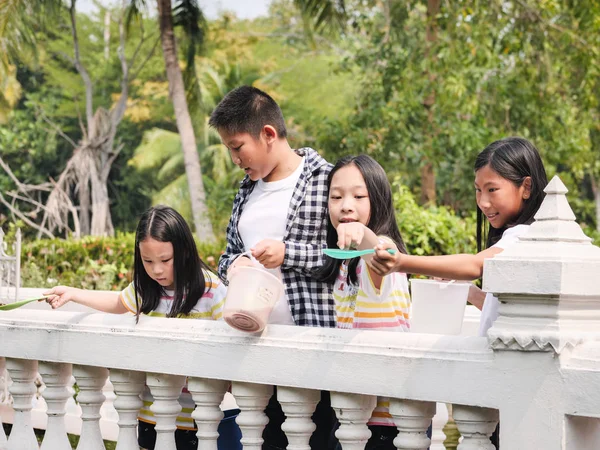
44, 205, 240, 450
316, 155, 410, 449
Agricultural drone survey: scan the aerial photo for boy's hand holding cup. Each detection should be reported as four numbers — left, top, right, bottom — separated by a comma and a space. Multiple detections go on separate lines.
251, 239, 285, 269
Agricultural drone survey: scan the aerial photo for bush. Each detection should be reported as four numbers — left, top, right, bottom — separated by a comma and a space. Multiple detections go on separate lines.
393, 179, 477, 256
20, 233, 225, 290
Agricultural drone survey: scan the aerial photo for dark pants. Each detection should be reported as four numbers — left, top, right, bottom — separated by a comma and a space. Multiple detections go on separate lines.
491, 423, 499, 449
138, 409, 242, 450
262, 389, 339, 450
328, 423, 432, 450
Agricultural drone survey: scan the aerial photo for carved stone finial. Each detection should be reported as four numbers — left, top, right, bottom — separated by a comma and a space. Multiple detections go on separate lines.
483, 176, 600, 353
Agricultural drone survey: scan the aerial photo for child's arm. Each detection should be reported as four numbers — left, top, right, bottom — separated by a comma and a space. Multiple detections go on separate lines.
370, 243, 503, 281
336, 222, 397, 290
43, 286, 128, 313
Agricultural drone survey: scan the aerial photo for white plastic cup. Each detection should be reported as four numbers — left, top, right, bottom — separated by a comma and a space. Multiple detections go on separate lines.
223, 266, 284, 333
409, 279, 470, 335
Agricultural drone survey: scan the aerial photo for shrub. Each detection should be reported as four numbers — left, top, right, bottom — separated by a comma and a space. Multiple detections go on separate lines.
393, 179, 477, 256
20, 233, 225, 290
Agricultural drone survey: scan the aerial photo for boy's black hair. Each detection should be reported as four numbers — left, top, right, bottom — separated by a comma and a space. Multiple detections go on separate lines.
315, 155, 408, 285
475, 137, 548, 251
133, 205, 214, 322
208, 85, 287, 139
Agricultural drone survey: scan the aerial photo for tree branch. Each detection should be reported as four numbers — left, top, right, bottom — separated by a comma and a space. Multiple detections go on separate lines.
0, 191, 55, 239
130, 35, 160, 82
69, 0, 94, 136
33, 104, 78, 148
111, 0, 129, 127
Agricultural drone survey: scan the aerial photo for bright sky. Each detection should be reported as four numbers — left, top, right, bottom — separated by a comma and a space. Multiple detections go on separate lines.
77, 0, 271, 20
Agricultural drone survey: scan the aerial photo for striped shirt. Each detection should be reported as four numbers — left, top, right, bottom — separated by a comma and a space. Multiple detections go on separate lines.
334, 259, 410, 426
119, 270, 226, 429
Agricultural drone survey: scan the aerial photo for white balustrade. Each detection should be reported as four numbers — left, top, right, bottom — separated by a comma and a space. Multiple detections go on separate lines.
391, 399, 436, 449
187, 377, 228, 450
73, 365, 109, 450
278, 386, 320, 450
232, 382, 272, 449
146, 372, 185, 450
109, 369, 144, 450
1, 177, 600, 449
0, 357, 7, 450
38, 362, 73, 450
5, 358, 38, 450
331, 392, 376, 450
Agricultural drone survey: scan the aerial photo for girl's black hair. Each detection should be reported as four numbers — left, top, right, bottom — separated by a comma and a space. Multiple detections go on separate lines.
315, 155, 408, 285
133, 205, 214, 321
475, 137, 548, 251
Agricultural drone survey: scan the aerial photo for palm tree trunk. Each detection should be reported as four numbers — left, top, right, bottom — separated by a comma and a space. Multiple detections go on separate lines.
156, 0, 215, 242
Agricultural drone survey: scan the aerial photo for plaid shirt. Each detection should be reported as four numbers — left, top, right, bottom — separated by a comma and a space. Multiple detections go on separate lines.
218, 147, 335, 328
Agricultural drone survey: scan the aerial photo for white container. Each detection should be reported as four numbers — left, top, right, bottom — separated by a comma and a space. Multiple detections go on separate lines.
223, 266, 284, 333
409, 279, 470, 335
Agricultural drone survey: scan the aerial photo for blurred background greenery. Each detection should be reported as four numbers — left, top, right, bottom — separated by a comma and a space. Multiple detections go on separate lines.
1, 0, 599, 286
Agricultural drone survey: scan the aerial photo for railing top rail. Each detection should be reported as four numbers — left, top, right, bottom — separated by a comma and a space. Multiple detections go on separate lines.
0, 308, 498, 405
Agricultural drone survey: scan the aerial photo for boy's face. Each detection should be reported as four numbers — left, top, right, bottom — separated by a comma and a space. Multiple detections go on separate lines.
219, 128, 275, 182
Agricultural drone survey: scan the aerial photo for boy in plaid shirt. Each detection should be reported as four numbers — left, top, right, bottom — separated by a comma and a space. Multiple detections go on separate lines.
210, 85, 335, 328
209, 86, 337, 449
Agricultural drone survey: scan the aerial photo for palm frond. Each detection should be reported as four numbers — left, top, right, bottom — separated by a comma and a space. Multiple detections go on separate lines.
128, 128, 181, 170
292, 0, 347, 34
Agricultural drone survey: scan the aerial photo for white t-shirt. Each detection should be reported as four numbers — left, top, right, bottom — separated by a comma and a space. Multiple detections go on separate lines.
478, 224, 529, 336
237, 157, 305, 325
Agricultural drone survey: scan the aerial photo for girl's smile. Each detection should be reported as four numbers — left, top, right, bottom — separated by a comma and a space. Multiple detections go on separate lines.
474, 164, 530, 229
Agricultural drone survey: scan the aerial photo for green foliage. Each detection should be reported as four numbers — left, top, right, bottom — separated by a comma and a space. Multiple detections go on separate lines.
393, 180, 476, 256
20, 233, 225, 289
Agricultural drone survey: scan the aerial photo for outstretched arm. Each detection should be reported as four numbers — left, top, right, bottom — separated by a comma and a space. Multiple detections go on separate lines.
370, 244, 503, 281
43, 286, 128, 314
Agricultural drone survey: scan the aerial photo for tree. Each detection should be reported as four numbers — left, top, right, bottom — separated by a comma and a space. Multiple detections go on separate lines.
0, 0, 158, 237
128, 0, 216, 242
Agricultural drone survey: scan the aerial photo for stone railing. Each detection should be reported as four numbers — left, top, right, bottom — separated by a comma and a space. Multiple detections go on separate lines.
0, 227, 20, 304
2, 176, 600, 450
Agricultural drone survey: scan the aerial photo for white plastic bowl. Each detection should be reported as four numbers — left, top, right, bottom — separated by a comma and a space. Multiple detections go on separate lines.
409, 279, 470, 335
223, 266, 284, 333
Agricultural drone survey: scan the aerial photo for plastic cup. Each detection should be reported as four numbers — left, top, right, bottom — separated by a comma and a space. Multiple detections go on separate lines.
223, 266, 284, 333
409, 279, 470, 335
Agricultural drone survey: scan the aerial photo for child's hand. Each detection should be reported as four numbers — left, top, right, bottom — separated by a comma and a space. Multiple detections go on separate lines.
43, 286, 79, 309
227, 255, 254, 279
251, 239, 285, 269
336, 222, 367, 249
370, 240, 400, 276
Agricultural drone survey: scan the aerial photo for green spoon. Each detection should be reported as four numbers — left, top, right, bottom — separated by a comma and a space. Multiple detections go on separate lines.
323, 248, 397, 259
0, 296, 48, 311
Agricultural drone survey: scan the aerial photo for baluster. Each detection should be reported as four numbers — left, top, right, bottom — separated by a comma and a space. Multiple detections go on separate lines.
187, 377, 228, 450
0, 357, 8, 449
110, 369, 145, 450
278, 386, 319, 450
231, 382, 272, 449
5, 358, 38, 450
390, 399, 436, 450
73, 365, 109, 450
331, 391, 376, 450
38, 362, 73, 450
146, 372, 186, 450
452, 405, 498, 450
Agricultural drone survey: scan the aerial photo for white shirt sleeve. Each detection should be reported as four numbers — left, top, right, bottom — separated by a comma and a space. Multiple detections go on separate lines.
479, 225, 530, 336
